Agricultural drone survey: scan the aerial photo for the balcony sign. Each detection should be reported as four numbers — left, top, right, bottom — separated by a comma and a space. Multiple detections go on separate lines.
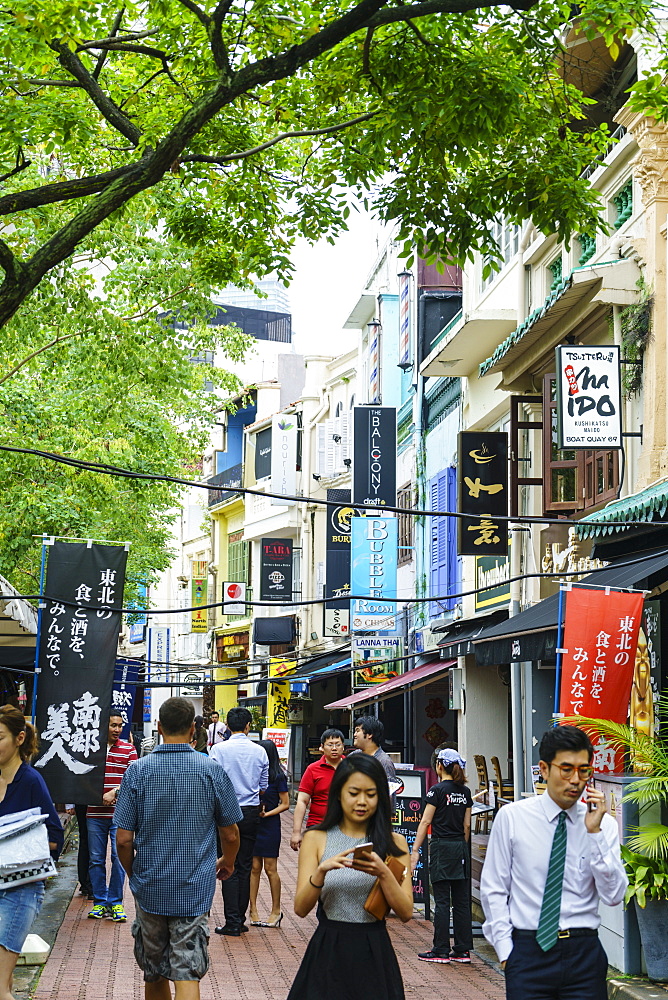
457, 431, 508, 556
260, 538, 293, 602
352, 406, 397, 509
350, 516, 398, 631
270, 412, 298, 505
556, 344, 622, 449
558, 584, 644, 772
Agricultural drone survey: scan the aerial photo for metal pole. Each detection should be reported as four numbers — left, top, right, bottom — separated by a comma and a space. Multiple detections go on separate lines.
30, 534, 49, 723
553, 584, 566, 721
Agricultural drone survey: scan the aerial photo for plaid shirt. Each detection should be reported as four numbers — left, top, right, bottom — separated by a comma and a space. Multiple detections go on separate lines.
115, 744, 242, 916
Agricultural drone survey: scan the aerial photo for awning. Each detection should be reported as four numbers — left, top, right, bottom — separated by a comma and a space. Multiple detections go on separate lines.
0, 574, 37, 669
576, 478, 668, 539
479, 259, 639, 377
473, 547, 668, 665
436, 610, 509, 657
287, 649, 351, 680
324, 659, 455, 711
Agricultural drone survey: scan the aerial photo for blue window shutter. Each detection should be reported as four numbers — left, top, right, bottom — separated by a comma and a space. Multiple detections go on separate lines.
430, 468, 459, 616
446, 467, 459, 611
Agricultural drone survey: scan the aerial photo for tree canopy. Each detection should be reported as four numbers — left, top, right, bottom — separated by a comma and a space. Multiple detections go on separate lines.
0, 0, 661, 588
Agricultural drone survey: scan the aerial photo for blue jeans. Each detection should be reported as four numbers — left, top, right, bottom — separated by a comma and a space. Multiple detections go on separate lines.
87, 817, 125, 906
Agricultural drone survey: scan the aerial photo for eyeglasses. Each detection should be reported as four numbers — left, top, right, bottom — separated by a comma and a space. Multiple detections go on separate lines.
549, 763, 594, 780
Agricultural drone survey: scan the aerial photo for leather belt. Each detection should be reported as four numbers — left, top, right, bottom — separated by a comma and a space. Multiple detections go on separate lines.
512, 928, 598, 939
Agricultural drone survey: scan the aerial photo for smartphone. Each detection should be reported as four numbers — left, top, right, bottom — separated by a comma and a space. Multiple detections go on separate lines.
352, 842, 374, 864
587, 776, 596, 813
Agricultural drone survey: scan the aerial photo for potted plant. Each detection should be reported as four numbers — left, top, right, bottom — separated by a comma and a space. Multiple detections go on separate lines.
565, 695, 668, 982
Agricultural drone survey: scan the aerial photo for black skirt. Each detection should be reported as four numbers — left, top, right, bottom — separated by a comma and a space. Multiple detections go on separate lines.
287, 914, 405, 1000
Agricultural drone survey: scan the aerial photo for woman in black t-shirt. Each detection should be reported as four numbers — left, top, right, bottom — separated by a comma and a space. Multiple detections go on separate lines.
410, 748, 473, 964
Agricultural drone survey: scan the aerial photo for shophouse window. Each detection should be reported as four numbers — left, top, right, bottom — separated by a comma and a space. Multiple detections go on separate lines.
481, 218, 521, 290
226, 530, 250, 620
542, 375, 619, 513
397, 484, 414, 566
429, 469, 459, 616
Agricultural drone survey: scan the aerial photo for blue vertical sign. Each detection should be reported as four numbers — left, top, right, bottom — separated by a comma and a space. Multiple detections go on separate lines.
350, 516, 398, 632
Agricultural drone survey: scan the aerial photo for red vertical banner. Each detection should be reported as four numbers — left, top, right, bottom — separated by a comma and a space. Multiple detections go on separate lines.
559, 586, 644, 773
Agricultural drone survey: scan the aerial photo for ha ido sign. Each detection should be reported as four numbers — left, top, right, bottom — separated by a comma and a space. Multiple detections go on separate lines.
350, 517, 398, 631
556, 345, 622, 449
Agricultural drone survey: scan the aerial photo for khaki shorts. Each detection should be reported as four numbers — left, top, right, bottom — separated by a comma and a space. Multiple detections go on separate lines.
132, 903, 210, 982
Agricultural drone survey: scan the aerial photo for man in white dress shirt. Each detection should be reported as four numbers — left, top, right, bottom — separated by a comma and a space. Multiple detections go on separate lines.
207, 711, 228, 748
481, 725, 627, 999
209, 707, 268, 936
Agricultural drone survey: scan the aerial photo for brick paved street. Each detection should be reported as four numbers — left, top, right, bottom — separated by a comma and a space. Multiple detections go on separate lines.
33, 813, 505, 1000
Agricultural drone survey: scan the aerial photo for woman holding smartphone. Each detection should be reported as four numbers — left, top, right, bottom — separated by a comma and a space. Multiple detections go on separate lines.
289, 754, 413, 1000
411, 748, 473, 964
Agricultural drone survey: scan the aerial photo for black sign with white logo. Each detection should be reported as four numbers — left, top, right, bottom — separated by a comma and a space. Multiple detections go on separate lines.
260, 538, 293, 602
457, 431, 508, 556
352, 406, 397, 509
255, 427, 272, 480
325, 490, 360, 614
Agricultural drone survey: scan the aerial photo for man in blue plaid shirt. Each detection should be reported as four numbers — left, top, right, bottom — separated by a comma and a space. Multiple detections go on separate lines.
116, 697, 242, 1000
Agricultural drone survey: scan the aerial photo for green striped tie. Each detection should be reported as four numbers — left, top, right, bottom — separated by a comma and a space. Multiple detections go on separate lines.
536, 811, 568, 952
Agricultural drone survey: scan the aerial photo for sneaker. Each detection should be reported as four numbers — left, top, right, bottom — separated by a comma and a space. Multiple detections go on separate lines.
110, 905, 127, 922
450, 952, 471, 963
87, 904, 107, 919
418, 950, 450, 963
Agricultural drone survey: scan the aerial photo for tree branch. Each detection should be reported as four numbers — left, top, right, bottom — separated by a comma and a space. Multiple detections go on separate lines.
0, 152, 31, 186
51, 41, 142, 146
5, 79, 82, 88
0, 165, 135, 216
92, 9, 125, 79
78, 29, 160, 51
121, 283, 194, 321
0, 333, 81, 386
174, 0, 211, 29
0, 239, 23, 283
182, 111, 379, 165
364, 0, 539, 28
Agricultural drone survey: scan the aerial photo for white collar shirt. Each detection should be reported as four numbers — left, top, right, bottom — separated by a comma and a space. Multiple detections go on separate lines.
207, 723, 227, 747
209, 733, 269, 807
480, 791, 627, 963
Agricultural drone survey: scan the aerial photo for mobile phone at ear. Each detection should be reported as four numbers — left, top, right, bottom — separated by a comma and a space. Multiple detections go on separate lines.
587, 776, 596, 813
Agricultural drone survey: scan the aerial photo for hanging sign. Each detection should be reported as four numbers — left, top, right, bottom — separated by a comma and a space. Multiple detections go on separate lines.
191, 560, 208, 633
558, 585, 644, 772
254, 426, 272, 480
398, 271, 411, 369
350, 516, 398, 631
260, 538, 293, 602
223, 581, 246, 616
267, 657, 291, 728
270, 412, 298, 505
112, 658, 140, 740
352, 406, 397, 509
556, 344, 622, 449
457, 431, 508, 556
353, 639, 401, 689
324, 489, 360, 637
33, 540, 128, 804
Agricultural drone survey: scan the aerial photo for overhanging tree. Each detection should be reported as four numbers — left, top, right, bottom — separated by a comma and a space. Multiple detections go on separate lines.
0, 0, 660, 585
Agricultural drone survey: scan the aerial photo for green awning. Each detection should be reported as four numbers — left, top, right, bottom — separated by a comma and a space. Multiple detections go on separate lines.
577, 479, 668, 539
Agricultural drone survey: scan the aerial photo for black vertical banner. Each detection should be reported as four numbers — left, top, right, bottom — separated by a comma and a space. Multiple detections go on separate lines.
33, 541, 128, 804
324, 490, 361, 637
352, 406, 397, 508
457, 431, 508, 556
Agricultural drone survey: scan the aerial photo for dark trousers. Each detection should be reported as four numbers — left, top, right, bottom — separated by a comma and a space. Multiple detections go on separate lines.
222, 806, 260, 927
75, 804, 91, 892
432, 878, 473, 956
505, 931, 608, 1000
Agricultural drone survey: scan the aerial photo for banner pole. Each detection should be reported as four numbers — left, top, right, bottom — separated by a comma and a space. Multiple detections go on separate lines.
30, 534, 49, 724
553, 585, 566, 723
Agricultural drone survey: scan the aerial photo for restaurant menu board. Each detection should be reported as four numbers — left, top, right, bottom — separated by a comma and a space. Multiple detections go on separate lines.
392, 769, 430, 920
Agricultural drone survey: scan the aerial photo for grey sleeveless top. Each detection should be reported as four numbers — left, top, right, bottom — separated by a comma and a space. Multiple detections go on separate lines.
320, 826, 378, 923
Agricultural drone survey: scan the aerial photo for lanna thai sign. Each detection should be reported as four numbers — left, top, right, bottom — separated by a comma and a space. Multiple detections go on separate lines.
457, 431, 508, 556
556, 345, 622, 449
33, 541, 128, 804
557, 584, 644, 772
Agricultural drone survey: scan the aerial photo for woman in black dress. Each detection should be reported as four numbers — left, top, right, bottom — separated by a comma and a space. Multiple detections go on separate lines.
249, 739, 289, 927
288, 754, 413, 1000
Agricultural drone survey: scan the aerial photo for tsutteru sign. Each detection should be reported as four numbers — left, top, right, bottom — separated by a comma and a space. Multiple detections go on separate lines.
457, 431, 508, 556
558, 585, 644, 772
556, 345, 622, 449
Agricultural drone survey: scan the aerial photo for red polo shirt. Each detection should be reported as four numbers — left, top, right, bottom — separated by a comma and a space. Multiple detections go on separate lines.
299, 756, 339, 827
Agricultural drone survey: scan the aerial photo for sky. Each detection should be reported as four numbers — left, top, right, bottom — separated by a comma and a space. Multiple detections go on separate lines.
289, 209, 386, 355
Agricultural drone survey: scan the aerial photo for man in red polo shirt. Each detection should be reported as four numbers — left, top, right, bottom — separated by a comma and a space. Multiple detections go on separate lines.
290, 729, 345, 850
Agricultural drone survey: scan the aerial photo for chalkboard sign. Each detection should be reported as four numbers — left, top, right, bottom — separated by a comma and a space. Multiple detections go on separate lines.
392, 768, 430, 920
